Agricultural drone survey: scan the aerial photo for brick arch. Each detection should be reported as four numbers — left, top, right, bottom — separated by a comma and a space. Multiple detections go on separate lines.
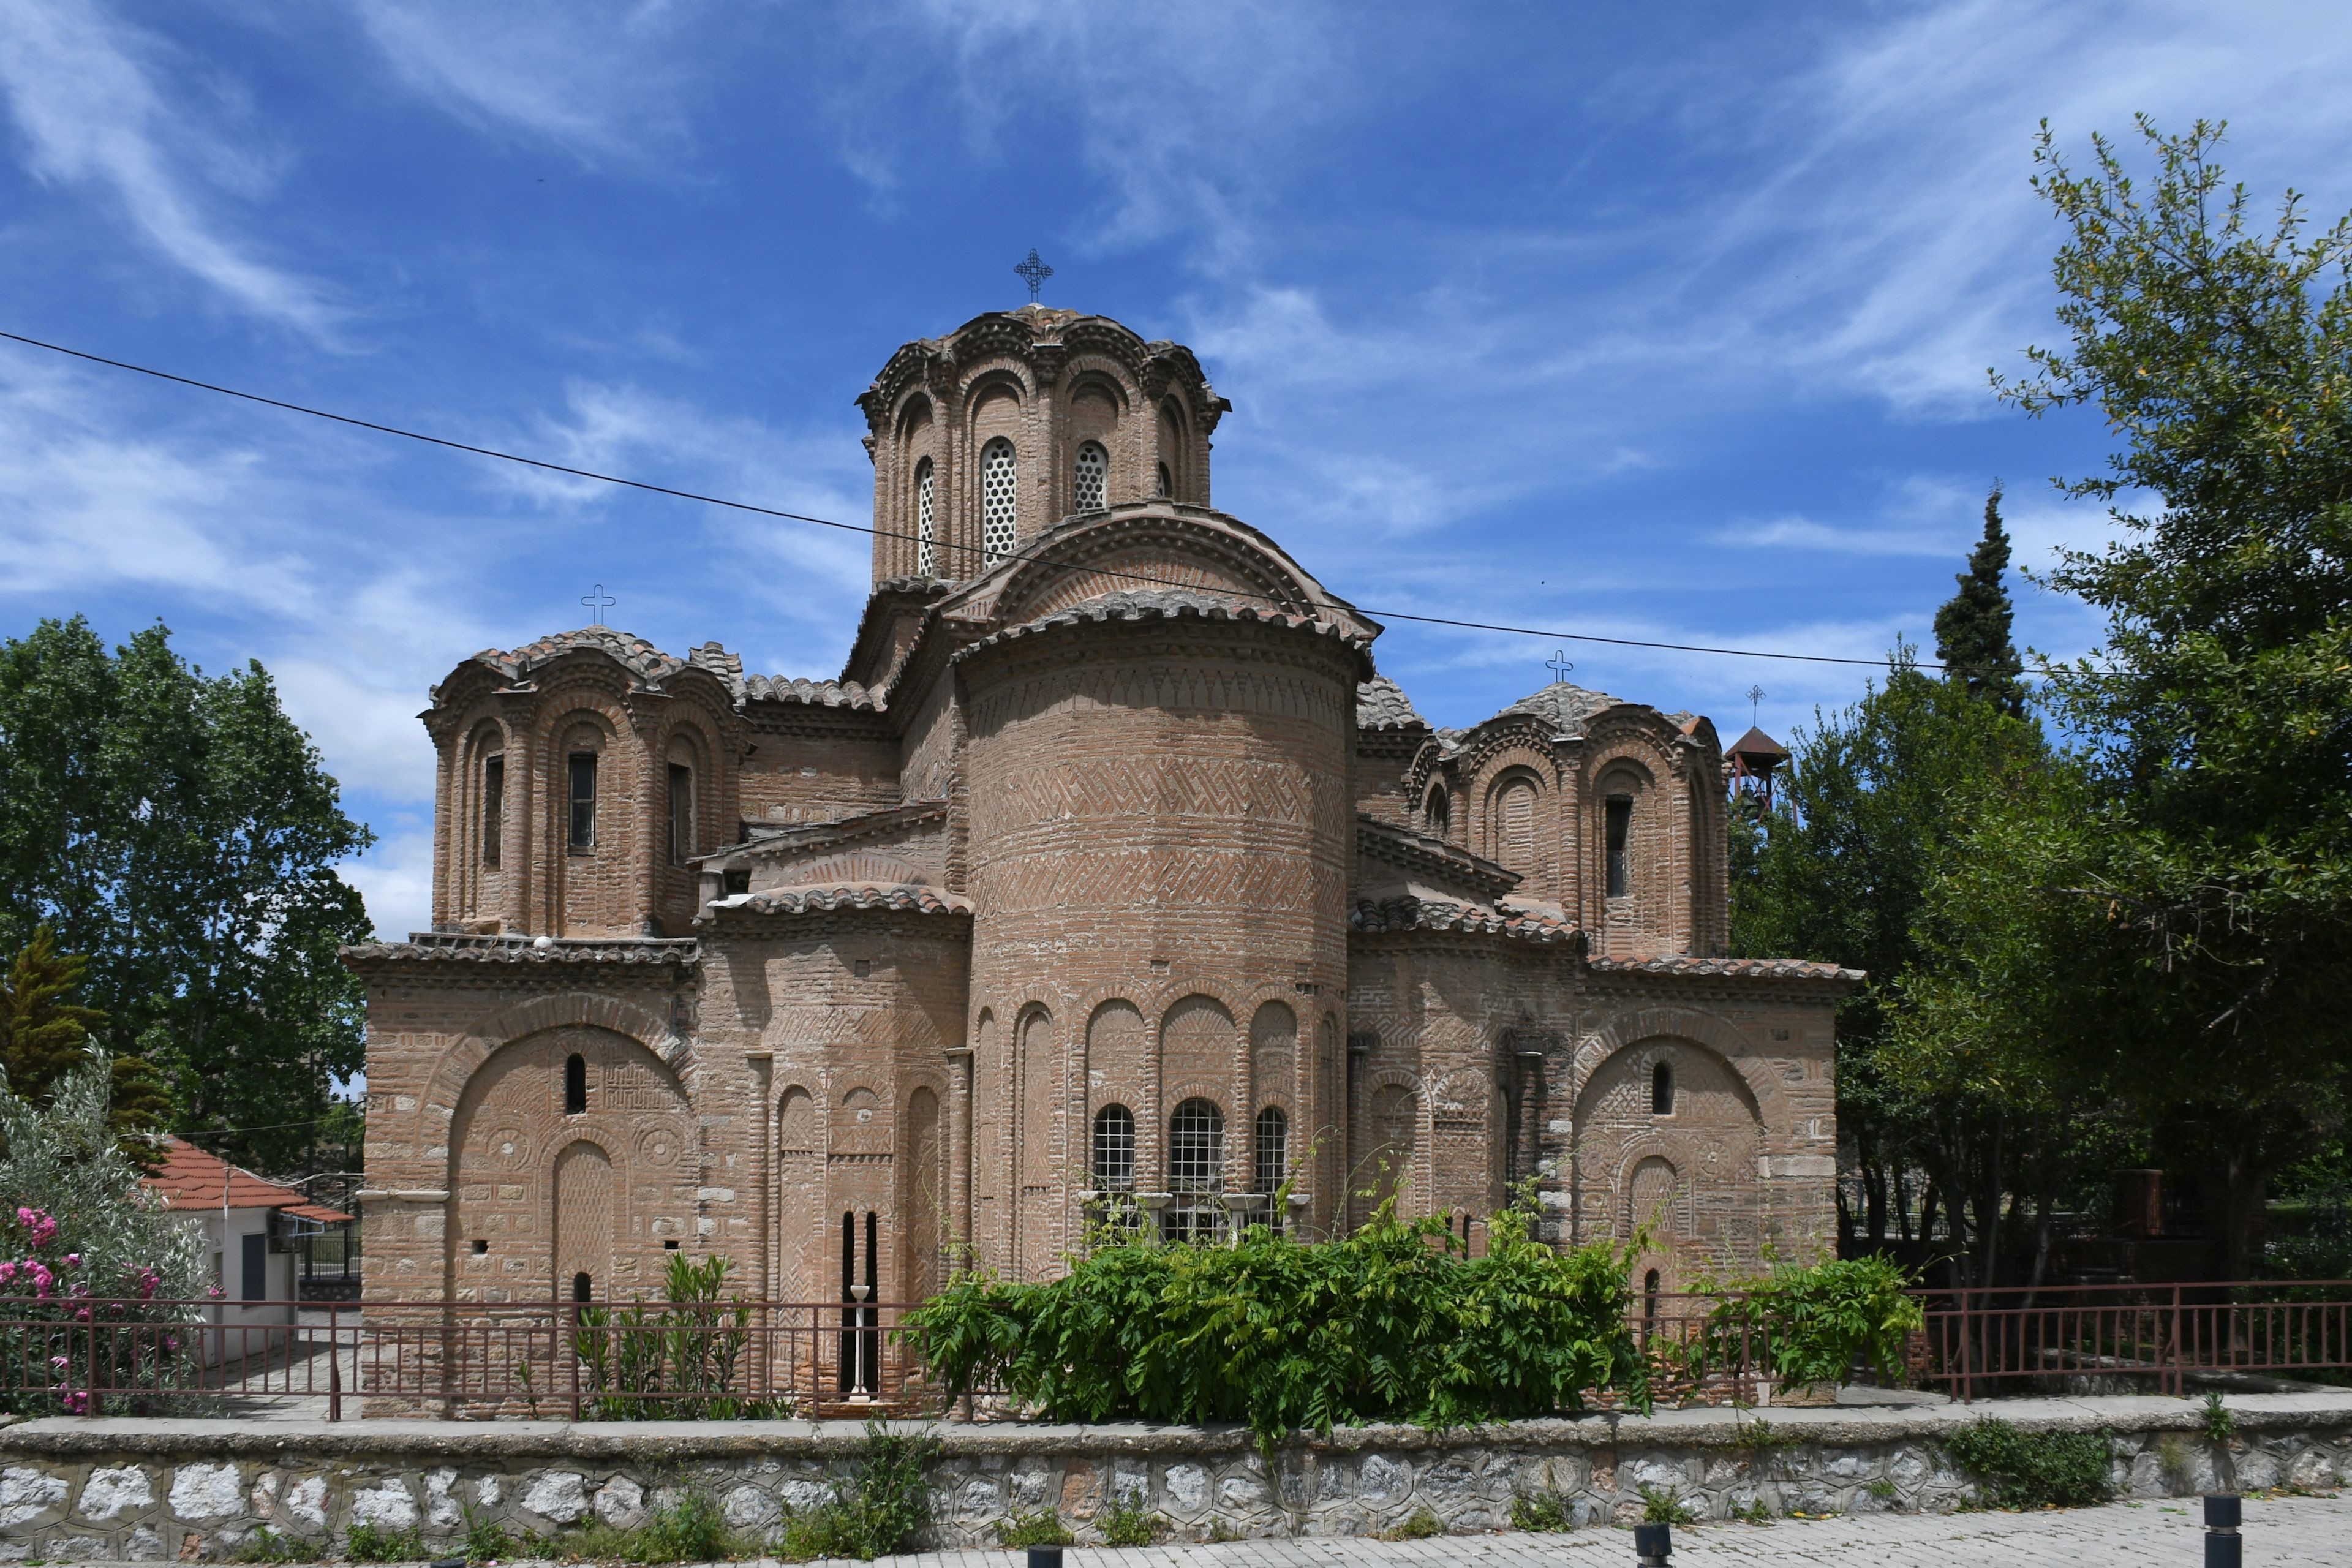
1571, 1005, 1784, 1130
422, 990, 685, 1137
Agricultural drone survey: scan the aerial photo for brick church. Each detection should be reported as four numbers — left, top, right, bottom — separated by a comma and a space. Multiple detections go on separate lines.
348, 304, 1853, 1313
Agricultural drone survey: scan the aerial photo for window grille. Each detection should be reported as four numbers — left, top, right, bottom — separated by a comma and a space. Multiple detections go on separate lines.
1605, 796, 1632, 898
1166, 1098, 1225, 1243
1074, 441, 1107, 511
981, 439, 1017, 564
1093, 1105, 1136, 1190
481, 754, 503, 867
1255, 1106, 1288, 1235
914, 458, 936, 576
568, 753, 597, 851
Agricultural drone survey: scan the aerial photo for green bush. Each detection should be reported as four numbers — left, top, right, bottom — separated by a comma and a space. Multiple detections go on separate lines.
461, 1504, 517, 1564
1384, 1507, 1445, 1540
775, 1420, 937, 1562
905, 1199, 1649, 1453
557, 1488, 742, 1564
571, 1253, 785, 1420
232, 1527, 303, 1563
1696, 1255, 1923, 1387
1944, 1418, 2111, 1509
994, 1509, 1074, 1547
345, 1521, 426, 1562
1509, 1489, 1574, 1531
1098, 1497, 1161, 1547
1638, 1484, 1697, 1525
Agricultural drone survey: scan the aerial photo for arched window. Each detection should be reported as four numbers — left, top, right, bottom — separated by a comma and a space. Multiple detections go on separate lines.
1606, 795, 1634, 899
666, 761, 694, 868
914, 456, 937, 576
1495, 778, 1538, 880
1424, 784, 1450, 836
1092, 1105, 1136, 1191
980, 438, 1017, 564
480, 753, 504, 867
1166, 1098, 1225, 1243
564, 1054, 586, 1115
571, 1271, 594, 1303
1254, 1106, 1287, 1194
1651, 1061, 1674, 1116
1074, 440, 1107, 512
1155, 460, 1172, 498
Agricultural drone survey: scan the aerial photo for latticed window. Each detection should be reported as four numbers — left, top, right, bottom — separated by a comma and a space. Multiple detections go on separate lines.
1255, 1106, 1289, 1235
981, 439, 1017, 564
1166, 1098, 1226, 1243
914, 457, 936, 576
1074, 441, 1107, 511
1092, 1105, 1136, 1190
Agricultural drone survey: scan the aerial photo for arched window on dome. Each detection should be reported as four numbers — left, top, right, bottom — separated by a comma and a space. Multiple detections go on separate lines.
1074, 441, 1108, 513
914, 457, 936, 576
1425, 783, 1450, 837
1155, 461, 1172, 498
980, 439, 1017, 564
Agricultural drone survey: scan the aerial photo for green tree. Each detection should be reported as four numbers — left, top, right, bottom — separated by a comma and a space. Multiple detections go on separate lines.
1992, 118, 2352, 1275
0, 926, 173, 1149
1933, 484, 2026, 716
0, 617, 374, 1171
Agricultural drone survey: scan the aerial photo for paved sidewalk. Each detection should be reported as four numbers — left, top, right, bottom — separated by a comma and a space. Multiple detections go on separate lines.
850, 1493, 2350, 1567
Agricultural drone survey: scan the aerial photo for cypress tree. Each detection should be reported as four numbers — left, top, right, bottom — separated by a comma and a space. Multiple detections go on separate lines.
1934, 483, 2026, 715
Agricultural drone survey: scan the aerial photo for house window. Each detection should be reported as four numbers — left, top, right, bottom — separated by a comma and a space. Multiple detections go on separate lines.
564, 1053, 587, 1115
481, 755, 503, 867
568, 753, 598, 851
1651, 1061, 1674, 1116
1074, 440, 1108, 511
1092, 1105, 1136, 1191
1166, 1098, 1225, 1243
914, 457, 936, 576
1605, 795, 1632, 898
980, 438, 1017, 564
667, 763, 693, 868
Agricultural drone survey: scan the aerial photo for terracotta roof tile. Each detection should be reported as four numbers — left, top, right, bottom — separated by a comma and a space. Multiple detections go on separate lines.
1587, 954, 1862, 982
1355, 675, 1427, 731
721, 884, 973, 918
954, 589, 1368, 660
342, 935, 699, 967
1349, 895, 1580, 946
144, 1140, 320, 1213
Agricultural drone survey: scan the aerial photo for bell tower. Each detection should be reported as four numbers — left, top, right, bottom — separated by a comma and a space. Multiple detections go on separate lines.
854, 305, 1229, 586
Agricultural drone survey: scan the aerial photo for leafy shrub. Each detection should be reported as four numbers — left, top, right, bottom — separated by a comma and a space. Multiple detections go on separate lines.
572, 1253, 782, 1420
558, 1489, 741, 1564
2201, 1392, 2236, 1444
906, 1199, 1649, 1453
1729, 1416, 1800, 1457
232, 1527, 303, 1562
1943, 1418, 2111, 1509
776, 1420, 936, 1562
994, 1509, 1074, 1547
345, 1521, 426, 1562
461, 1502, 517, 1562
1695, 1255, 1923, 1387
1638, 1484, 1697, 1525
1384, 1507, 1445, 1539
1098, 1498, 1161, 1547
1509, 1489, 1574, 1531
0, 1055, 204, 1415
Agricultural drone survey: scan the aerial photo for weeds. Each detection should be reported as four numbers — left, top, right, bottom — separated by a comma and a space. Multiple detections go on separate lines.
775, 1420, 938, 1562
1638, 1485, 1697, 1525
1098, 1498, 1161, 1547
232, 1528, 303, 1563
1729, 1417, 1800, 1458
1384, 1507, 1446, 1540
2202, 1393, 2236, 1445
1867, 1479, 1898, 1501
1734, 1497, 1776, 1524
1943, 1418, 2112, 1509
993, 1509, 1074, 1548
556, 1488, 742, 1564
1207, 1515, 1241, 1542
345, 1521, 426, 1562
461, 1502, 516, 1563
1509, 1489, 1575, 1532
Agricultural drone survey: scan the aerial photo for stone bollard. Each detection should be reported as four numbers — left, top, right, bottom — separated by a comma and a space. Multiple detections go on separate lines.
1026, 1547, 1064, 1568
2203, 1494, 2241, 1568
1632, 1521, 1673, 1566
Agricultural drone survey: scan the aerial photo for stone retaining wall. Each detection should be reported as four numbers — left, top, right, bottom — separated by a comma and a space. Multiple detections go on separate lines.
3, 1394, 2349, 1561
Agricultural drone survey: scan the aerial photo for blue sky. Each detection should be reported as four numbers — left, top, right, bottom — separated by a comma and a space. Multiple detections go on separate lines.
4, 0, 2351, 941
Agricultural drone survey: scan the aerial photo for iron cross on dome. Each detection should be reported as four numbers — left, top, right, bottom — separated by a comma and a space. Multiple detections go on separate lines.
1014, 249, 1054, 303
581, 584, 616, 625
1547, 649, 1575, 684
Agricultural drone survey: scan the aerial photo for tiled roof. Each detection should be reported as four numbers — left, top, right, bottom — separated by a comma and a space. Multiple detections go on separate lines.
1728, 725, 1790, 759
1356, 816, 1520, 900
1586, 955, 1863, 982
145, 1139, 352, 1221
954, 589, 1367, 660
1349, 895, 1580, 945
718, 885, 973, 918
467, 627, 685, 685
341, 935, 700, 967
1493, 679, 1623, 735
1355, 676, 1427, 731
741, 674, 884, 710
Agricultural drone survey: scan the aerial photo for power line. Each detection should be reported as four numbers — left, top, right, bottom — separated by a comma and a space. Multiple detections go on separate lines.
3, 326, 1976, 674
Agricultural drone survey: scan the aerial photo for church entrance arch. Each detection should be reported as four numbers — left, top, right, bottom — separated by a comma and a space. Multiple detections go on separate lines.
445, 1025, 693, 1303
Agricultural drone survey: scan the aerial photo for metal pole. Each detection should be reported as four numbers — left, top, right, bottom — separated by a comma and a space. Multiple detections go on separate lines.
328, 1303, 342, 1422
1633, 1521, 1672, 1565
2203, 1493, 2241, 1568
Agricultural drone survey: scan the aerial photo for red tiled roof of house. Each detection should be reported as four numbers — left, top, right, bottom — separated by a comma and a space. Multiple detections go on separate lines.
143, 1139, 353, 1223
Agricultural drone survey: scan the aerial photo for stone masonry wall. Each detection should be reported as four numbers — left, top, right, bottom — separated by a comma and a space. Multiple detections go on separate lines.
6, 1396, 2348, 1559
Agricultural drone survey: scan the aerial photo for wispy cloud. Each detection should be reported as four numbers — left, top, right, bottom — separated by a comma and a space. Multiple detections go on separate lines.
0, 0, 336, 332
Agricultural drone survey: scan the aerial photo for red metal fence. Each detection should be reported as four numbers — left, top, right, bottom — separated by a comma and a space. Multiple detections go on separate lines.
5, 1280, 2347, 1420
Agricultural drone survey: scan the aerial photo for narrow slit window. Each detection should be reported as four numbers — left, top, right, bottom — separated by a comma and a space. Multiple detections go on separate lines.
572, 1272, 593, 1303
481, 754, 503, 867
1651, 1061, 1674, 1116
1074, 440, 1108, 511
667, 763, 693, 868
1605, 795, 1632, 898
564, 1053, 587, 1115
914, 456, 937, 576
568, 753, 598, 851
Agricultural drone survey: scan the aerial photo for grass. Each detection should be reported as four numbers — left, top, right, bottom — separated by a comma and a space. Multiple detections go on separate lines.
231, 1528, 304, 1563
772, 1422, 938, 1562
1729, 1417, 1802, 1458
1866, 1479, 1898, 1501
1638, 1485, 1697, 1525
1943, 1418, 2112, 1510
1098, 1498, 1161, 1547
344, 1522, 427, 1562
461, 1502, 518, 1564
554, 1489, 746, 1564
992, 1509, 1074, 1548
1509, 1489, 1575, 1532
1382, 1507, 1446, 1540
